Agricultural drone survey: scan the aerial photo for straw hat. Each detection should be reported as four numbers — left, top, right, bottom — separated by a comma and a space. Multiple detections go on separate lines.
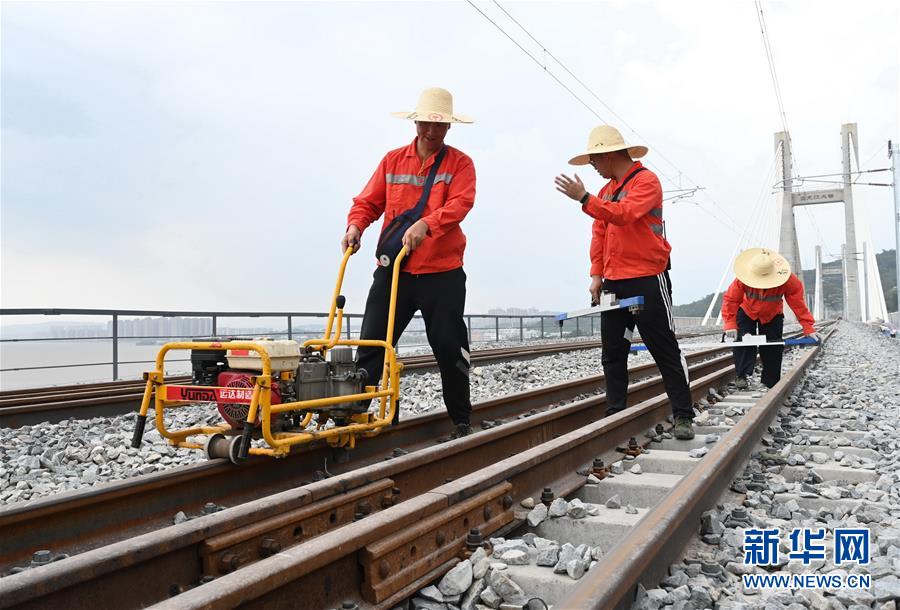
569, 125, 648, 166
734, 248, 792, 289
391, 87, 474, 124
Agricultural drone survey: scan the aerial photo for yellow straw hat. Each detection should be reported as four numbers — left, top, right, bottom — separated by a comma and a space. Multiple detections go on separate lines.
733, 248, 791, 289
391, 87, 474, 124
569, 125, 648, 166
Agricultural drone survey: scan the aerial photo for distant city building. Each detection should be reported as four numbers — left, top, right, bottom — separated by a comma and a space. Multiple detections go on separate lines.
106, 317, 215, 338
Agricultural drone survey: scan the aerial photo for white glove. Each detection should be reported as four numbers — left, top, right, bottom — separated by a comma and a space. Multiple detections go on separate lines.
806, 332, 820, 342
725, 329, 737, 341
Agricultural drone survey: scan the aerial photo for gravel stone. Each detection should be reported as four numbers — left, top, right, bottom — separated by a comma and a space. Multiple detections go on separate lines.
526, 503, 548, 527
479, 586, 501, 609
499, 550, 529, 565
566, 559, 589, 580
553, 543, 578, 574
567, 498, 588, 519
419, 585, 444, 603
438, 560, 472, 597
535, 545, 559, 567
486, 570, 526, 605
548, 497, 568, 517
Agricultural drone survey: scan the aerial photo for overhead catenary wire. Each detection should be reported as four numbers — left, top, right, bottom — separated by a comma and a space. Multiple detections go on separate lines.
755, 0, 790, 138
466, 0, 744, 235
489, 0, 744, 233
490, 0, 687, 187
701, 148, 781, 325
771, 167, 891, 186
462, 2, 608, 128
754, 1, 831, 271
789, 179, 893, 187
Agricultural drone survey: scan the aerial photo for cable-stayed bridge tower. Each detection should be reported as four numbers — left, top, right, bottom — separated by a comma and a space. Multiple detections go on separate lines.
776, 123, 863, 321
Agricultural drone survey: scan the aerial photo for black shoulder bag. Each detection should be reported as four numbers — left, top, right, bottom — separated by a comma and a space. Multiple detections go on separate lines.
375, 146, 447, 268
609, 166, 646, 201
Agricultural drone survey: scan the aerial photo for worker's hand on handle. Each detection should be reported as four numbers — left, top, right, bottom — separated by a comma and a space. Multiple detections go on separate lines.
342, 224, 362, 253
725, 329, 737, 341
805, 331, 821, 342
554, 173, 588, 203
589, 275, 603, 306
401, 220, 429, 252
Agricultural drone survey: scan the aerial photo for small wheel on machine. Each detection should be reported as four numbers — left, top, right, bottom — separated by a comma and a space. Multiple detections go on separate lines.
227, 435, 247, 465
204, 434, 227, 460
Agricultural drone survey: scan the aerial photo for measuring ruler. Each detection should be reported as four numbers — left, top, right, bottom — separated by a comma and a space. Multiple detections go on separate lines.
556, 293, 644, 323
630, 336, 819, 351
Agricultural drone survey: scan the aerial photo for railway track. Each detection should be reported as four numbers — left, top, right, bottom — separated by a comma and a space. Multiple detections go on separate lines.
146, 328, 829, 610
0, 342, 747, 606
0, 330, 731, 428
0, 325, 827, 609
0, 340, 607, 428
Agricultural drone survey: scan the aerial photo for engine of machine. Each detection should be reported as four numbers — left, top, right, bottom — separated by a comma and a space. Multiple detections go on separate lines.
189, 340, 368, 430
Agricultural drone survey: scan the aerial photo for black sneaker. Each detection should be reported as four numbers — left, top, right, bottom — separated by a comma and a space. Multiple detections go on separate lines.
449, 423, 475, 439
734, 376, 749, 390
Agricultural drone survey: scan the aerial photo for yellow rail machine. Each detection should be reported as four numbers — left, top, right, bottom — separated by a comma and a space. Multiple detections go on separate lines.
130, 248, 406, 463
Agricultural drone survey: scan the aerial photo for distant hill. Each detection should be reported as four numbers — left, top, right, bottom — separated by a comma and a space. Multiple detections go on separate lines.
673, 248, 897, 317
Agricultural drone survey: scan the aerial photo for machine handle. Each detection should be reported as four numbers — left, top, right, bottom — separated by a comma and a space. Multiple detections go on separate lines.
131, 414, 147, 448
238, 424, 253, 460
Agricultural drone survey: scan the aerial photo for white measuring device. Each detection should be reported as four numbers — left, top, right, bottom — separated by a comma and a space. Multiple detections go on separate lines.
556, 292, 644, 323
630, 333, 819, 352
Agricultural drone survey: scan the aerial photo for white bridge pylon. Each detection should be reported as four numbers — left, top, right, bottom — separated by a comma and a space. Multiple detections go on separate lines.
702, 123, 888, 325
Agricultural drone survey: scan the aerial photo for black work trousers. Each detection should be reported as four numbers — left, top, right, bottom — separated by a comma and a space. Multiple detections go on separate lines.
356, 266, 472, 425
601, 271, 694, 419
733, 308, 784, 388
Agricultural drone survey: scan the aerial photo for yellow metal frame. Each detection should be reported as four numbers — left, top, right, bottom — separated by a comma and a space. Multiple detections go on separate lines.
136, 247, 407, 458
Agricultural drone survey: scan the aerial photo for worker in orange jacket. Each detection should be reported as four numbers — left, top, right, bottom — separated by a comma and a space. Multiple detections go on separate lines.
721, 248, 818, 389
555, 125, 695, 440
343, 87, 477, 439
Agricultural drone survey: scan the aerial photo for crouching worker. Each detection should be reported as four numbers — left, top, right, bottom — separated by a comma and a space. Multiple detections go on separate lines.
342, 87, 477, 439
722, 248, 817, 389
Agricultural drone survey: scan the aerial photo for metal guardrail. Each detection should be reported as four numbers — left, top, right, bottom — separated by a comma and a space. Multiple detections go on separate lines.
2, 309, 692, 387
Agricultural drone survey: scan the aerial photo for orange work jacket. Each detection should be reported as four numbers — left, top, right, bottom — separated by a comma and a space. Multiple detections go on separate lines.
348, 138, 476, 274
581, 162, 672, 280
721, 274, 816, 334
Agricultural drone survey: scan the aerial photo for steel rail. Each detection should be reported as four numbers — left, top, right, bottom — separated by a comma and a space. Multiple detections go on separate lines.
557, 328, 834, 609
148, 365, 738, 609
0, 354, 736, 608
0, 343, 735, 575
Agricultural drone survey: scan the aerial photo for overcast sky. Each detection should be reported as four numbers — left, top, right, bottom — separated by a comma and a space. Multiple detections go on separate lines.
2, 0, 898, 318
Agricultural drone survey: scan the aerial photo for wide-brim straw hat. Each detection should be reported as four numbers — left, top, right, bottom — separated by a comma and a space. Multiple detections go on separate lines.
391, 87, 474, 124
734, 248, 792, 289
569, 125, 648, 165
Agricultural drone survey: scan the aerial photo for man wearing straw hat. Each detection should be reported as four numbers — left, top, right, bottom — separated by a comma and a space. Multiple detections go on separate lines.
342, 87, 477, 440
722, 248, 817, 389
554, 125, 695, 440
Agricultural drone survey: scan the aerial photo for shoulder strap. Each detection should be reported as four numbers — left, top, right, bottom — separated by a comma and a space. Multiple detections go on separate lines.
409, 146, 448, 218
611, 166, 647, 202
